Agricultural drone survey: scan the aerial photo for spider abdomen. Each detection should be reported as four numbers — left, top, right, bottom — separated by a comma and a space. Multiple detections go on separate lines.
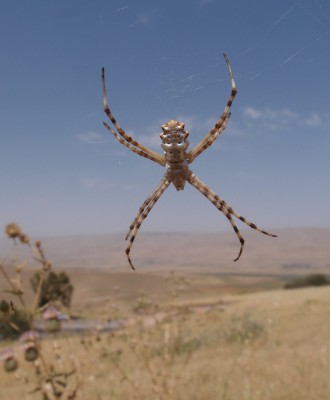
165, 160, 190, 191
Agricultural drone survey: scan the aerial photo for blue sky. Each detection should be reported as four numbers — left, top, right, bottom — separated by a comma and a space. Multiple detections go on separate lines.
1, 0, 330, 237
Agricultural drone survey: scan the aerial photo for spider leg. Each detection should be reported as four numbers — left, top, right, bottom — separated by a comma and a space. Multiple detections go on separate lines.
188, 172, 276, 260
187, 53, 237, 163
125, 177, 170, 269
189, 114, 231, 162
102, 68, 165, 166
189, 173, 276, 237
126, 177, 168, 241
103, 122, 164, 166
188, 172, 244, 261
208, 187, 275, 238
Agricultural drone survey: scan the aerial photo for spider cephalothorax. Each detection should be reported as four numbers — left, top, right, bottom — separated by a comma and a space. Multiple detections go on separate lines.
102, 54, 276, 269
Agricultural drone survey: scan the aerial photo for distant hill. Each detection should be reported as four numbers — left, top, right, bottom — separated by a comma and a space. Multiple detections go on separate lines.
1, 228, 329, 274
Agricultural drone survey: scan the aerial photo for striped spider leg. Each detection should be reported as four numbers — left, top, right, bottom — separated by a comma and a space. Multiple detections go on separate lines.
102, 54, 276, 269
188, 172, 277, 261
125, 177, 170, 269
102, 68, 165, 167
103, 121, 163, 165
187, 53, 237, 163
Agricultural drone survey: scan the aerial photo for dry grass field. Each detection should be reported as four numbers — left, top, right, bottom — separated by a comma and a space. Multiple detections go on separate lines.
1, 269, 330, 399
1, 228, 330, 399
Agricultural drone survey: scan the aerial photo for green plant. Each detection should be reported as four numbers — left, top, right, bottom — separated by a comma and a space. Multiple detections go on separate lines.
0, 303, 29, 340
30, 271, 74, 308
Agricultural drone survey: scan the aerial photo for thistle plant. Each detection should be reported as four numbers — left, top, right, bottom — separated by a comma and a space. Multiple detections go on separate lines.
0, 223, 79, 399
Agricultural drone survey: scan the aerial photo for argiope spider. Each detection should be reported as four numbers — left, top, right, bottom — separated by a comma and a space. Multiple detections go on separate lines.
102, 54, 277, 270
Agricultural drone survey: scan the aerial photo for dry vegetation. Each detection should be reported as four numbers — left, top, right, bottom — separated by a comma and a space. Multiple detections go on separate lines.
1, 225, 330, 399
2, 284, 330, 399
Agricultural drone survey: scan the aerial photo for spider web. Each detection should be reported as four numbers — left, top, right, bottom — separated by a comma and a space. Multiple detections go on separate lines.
95, 0, 330, 233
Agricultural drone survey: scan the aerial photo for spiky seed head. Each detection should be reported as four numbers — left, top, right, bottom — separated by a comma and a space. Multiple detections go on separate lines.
5, 223, 21, 239
19, 234, 30, 245
19, 331, 39, 361
43, 305, 62, 333
0, 348, 18, 373
4, 357, 18, 373
24, 344, 39, 362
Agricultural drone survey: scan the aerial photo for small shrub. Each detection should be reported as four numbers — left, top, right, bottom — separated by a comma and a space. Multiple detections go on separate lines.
30, 270, 74, 308
0, 308, 30, 340
284, 273, 329, 289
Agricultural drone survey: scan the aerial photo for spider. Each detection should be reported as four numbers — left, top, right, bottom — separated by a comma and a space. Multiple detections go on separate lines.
102, 54, 276, 270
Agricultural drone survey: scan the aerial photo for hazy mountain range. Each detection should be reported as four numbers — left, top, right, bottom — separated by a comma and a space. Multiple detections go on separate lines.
1, 228, 329, 274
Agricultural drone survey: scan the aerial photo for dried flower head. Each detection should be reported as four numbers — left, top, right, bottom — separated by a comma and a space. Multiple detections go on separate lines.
5, 223, 21, 239
19, 233, 30, 245
24, 343, 39, 362
42, 305, 62, 333
19, 330, 38, 343
19, 331, 40, 361
42, 305, 61, 320
0, 348, 18, 373
45, 318, 61, 333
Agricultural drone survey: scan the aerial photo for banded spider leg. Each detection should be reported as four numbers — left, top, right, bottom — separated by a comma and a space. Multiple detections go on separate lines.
187, 172, 277, 261
187, 53, 237, 163
102, 53, 276, 269
102, 68, 165, 166
125, 177, 170, 269
103, 121, 163, 165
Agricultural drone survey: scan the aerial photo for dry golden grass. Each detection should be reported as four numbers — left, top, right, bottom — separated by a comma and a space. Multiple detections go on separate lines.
2, 281, 330, 400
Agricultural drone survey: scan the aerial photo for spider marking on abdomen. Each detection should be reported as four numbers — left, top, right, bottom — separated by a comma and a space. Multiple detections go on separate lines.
102, 53, 277, 269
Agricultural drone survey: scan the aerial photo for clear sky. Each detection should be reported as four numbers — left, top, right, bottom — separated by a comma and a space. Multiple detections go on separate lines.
1, 0, 330, 237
